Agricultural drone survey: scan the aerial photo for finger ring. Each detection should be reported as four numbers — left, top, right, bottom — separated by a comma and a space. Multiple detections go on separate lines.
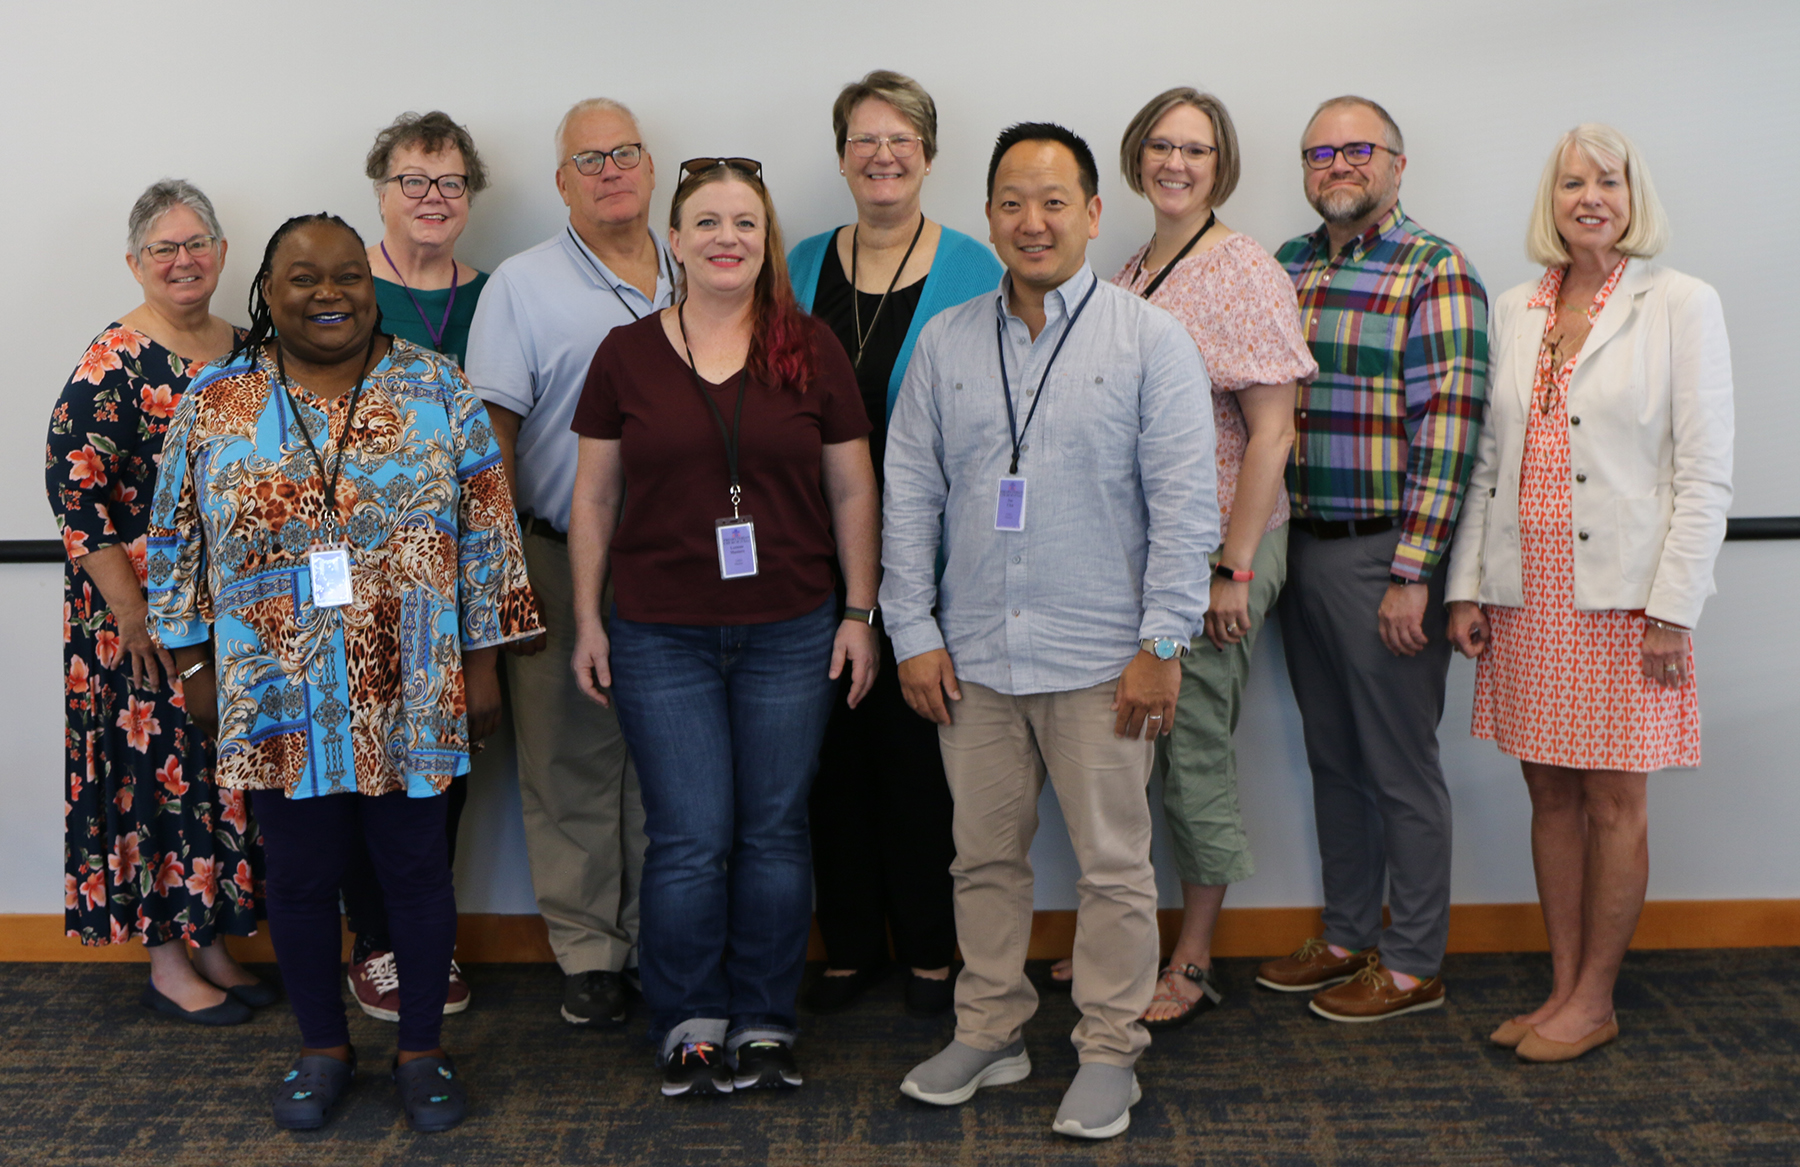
1664, 664, 1678, 672
1147, 714, 1163, 720
1226, 624, 1240, 634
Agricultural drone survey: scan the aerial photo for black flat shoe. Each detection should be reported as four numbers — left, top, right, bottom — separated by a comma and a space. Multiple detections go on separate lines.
225, 979, 281, 1009
272, 1050, 356, 1130
140, 983, 252, 1026
802, 965, 889, 1014
905, 972, 954, 1018
394, 1054, 467, 1132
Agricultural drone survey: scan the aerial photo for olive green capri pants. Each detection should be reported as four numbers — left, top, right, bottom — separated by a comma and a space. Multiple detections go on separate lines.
1154, 525, 1287, 887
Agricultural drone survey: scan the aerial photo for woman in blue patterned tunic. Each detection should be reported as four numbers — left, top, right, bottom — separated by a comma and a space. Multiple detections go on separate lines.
45, 180, 268, 1025
147, 213, 540, 1132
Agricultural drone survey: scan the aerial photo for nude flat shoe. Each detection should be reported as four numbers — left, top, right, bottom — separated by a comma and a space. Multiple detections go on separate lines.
1489, 1018, 1533, 1048
1515, 1017, 1619, 1063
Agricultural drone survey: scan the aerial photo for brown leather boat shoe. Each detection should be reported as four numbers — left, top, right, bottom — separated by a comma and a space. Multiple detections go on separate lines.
1515, 1017, 1618, 1063
1255, 938, 1375, 993
1308, 958, 1445, 1022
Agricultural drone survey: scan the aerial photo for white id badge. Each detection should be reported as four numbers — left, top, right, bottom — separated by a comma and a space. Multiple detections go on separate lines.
715, 517, 759, 579
995, 477, 1027, 531
308, 546, 354, 608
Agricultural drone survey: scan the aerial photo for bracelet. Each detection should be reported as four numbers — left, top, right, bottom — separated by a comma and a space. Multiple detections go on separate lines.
1213, 562, 1254, 583
176, 659, 211, 682
1644, 616, 1690, 633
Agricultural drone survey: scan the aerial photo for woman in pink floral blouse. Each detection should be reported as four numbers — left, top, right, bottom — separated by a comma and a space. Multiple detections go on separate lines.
44, 180, 270, 1025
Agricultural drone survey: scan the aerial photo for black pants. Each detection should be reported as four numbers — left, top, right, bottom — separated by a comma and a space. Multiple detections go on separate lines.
808, 633, 957, 971
252, 789, 457, 1051
342, 772, 465, 949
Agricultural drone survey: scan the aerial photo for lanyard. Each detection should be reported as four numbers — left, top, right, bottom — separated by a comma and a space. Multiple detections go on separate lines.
379, 241, 458, 349
676, 302, 750, 517
567, 227, 668, 322
1130, 212, 1214, 302
849, 215, 925, 370
273, 330, 378, 533
996, 276, 1098, 475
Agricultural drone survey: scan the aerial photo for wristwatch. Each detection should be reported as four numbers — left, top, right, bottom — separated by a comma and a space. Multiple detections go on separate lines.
1213, 562, 1254, 583
1140, 637, 1189, 660
842, 605, 879, 626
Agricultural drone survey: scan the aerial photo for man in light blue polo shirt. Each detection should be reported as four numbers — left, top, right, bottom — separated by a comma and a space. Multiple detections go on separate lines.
465, 96, 674, 1029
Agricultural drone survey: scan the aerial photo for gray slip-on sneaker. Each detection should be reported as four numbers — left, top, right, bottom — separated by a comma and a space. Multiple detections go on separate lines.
899, 1039, 1030, 1105
1051, 1062, 1142, 1139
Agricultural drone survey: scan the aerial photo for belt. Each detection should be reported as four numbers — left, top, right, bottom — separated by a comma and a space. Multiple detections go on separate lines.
1292, 514, 1398, 540
518, 514, 567, 543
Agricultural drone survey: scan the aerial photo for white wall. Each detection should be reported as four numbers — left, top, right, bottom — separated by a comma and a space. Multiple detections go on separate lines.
4, 1, 1796, 917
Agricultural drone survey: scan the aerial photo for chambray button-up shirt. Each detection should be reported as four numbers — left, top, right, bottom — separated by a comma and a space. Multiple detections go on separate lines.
881, 264, 1219, 696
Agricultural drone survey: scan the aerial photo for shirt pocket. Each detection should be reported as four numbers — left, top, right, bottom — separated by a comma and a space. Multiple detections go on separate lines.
1043, 362, 1140, 474
938, 372, 1008, 469
1349, 312, 1401, 380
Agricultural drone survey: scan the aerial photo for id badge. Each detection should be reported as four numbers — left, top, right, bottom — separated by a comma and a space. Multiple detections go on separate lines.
995, 477, 1027, 531
715, 516, 759, 579
308, 546, 354, 608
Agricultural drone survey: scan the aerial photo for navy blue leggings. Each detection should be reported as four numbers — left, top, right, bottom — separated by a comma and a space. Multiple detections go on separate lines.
251, 789, 456, 1052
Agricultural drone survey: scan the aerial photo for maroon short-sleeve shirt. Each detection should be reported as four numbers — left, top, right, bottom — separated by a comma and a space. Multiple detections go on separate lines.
571, 312, 870, 625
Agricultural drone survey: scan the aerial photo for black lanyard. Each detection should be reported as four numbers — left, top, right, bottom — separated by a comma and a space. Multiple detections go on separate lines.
849, 215, 925, 369
1131, 212, 1215, 302
676, 302, 749, 517
273, 330, 379, 533
568, 227, 668, 321
996, 276, 1098, 475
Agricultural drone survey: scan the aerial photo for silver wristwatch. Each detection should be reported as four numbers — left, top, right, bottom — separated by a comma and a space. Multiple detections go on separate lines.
1140, 637, 1189, 660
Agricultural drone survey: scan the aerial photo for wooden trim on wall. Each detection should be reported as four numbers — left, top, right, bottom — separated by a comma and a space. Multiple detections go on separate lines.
4, 900, 1797, 963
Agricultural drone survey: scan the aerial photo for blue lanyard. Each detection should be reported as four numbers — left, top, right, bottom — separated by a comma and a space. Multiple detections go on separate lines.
995, 277, 1098, 475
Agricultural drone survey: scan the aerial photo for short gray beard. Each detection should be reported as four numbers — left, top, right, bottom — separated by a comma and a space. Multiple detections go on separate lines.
1311, 183, 1382, 225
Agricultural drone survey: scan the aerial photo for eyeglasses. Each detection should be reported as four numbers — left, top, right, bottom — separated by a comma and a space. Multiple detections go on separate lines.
140, 235, 219, 262
383, 173, 468, 199
679, 156, 763, 180
846, 134, 920, 159
568, 143, 644, 176
1301, 142, 1396, 170
1142, 139, 1217, 164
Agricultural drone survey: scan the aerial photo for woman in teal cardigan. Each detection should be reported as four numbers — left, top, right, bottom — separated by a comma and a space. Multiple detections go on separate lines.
789, 70, 1001, 1019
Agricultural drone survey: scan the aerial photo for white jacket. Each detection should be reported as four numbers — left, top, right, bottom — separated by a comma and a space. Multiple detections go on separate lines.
1444, 259, 1733, 629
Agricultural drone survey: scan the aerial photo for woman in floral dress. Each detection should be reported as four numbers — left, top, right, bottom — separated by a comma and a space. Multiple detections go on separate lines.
45, 180, 268, 1024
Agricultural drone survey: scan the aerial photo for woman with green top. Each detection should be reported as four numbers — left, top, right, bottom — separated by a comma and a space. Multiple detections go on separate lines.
340, 110, 493, 1023
364, 111, 491, 367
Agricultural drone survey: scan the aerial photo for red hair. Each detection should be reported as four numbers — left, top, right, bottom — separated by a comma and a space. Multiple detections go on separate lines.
670, 168, 814, 392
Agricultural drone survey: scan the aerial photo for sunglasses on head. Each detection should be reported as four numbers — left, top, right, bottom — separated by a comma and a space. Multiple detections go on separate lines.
679, 156, 763, 181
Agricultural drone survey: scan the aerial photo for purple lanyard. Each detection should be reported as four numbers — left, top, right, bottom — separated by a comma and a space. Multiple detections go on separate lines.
380, 242, 459, 349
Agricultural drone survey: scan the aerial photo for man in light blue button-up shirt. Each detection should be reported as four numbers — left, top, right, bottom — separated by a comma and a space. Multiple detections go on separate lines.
887, 123, 1217, 1140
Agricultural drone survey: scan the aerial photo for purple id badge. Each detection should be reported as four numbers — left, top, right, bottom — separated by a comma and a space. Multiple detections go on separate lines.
715, 516, 759, 579
994, 477, 1027, 531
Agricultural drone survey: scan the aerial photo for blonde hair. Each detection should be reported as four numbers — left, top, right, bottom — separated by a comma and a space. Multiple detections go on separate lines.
831, 70, 939, 162
554, 97, 639, 166
1118, 87, 1241, 207
1526, 123, 1669, 266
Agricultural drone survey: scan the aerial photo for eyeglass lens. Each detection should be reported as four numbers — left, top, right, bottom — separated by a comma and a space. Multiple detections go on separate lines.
847, 135, 919, 158
1143, 140, 1216, 163
1303, 142, 1379, 169
571, 144, 644, 176
394, 174, 468, 198
143, 236, 217, 261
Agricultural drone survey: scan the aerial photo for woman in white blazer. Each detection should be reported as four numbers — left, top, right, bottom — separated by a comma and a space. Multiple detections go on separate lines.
1444, 124, 1733, 1063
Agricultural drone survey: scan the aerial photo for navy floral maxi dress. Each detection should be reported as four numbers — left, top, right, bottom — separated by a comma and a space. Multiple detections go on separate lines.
46, 323, 264, 947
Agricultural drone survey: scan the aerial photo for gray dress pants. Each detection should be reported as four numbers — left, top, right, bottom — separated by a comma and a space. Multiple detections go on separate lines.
1279, 525, 1453, 978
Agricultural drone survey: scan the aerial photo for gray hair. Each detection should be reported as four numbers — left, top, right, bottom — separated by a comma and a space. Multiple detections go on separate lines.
1305, 95, 1405, 154
554, 97, 639, 166
127, 179, 223, 253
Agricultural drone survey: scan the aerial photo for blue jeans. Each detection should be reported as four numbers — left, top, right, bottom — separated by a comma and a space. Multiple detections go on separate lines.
608, 596, 839, 1058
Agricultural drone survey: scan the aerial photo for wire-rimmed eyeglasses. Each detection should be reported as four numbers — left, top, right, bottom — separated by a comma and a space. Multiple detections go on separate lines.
140, 235, 219, 263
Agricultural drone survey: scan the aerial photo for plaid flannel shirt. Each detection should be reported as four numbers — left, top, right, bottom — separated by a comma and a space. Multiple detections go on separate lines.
1277, 204, 1489, 581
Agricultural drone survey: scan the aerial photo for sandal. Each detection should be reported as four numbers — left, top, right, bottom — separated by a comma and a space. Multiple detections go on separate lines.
1141, 963, 1222, 1032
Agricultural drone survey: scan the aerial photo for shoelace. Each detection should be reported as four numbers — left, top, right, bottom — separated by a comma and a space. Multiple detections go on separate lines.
678, 1042, 721, 1066
1346, 958, 1389, 991
744, 1041, 782, 1053
363, 951, 400, 995
1290, 936, 1329, 962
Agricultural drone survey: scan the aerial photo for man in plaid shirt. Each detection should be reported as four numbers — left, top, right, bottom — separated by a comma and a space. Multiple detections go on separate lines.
1254, 96, 1488, 1022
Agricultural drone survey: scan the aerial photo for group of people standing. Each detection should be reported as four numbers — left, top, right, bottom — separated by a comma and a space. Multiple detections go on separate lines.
46, 69, 1733, 1140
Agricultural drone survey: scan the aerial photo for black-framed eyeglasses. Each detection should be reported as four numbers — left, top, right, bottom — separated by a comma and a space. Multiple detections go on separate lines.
679, 156, 763, 181
1142, 139, 1217, 164
568, 143, 644, 176
846, 133, 920, 159
382, 173, 469, 199
140, 234, 219, 262
1301, 141, 1395, 170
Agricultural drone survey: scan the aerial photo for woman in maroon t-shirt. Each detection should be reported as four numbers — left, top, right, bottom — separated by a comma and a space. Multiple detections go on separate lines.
567, 158, 880, 1098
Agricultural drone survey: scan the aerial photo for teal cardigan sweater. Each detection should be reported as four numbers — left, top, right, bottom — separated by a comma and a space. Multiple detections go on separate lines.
788, 225, 1003, 420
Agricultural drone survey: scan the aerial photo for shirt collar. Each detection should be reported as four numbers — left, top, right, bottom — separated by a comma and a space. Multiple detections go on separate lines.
1309, 202, 1407, 262
561, 225, 671, 299
995, 262, 1097, 326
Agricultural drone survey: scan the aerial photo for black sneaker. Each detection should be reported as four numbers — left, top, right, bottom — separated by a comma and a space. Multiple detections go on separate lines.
662, 1042, 733, 1097
561, 970, 628, 1027
732, 1040, 802, 1090
904, 972, 955, 1018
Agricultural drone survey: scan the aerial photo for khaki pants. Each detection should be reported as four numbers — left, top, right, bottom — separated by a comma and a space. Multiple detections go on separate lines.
939, 679, 1158, 1066
507, 531, 645, 975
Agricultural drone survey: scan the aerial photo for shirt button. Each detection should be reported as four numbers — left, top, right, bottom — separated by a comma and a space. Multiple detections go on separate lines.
1578, 531, 1590, 541
1011, 608, 1021, 617
1094, 376, 1104, 384
954, 382, 963, 391
1299, 410, 1308, 418
1012, 555, 1022, 564
1020, 443, 1029, 453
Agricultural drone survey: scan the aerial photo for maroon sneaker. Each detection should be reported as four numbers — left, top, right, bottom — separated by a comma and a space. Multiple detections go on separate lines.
349, 950, 401, 1022
444, 959, 471, 1015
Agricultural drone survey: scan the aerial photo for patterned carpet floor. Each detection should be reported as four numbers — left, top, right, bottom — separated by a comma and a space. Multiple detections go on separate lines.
1, 951, 1796, 1166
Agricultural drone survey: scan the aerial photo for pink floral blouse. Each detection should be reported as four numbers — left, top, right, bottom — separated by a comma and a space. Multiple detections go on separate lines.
1113, 233, 1317, 534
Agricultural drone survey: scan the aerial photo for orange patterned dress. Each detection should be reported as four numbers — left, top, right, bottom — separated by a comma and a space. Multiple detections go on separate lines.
1471, 262, 1700, 772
